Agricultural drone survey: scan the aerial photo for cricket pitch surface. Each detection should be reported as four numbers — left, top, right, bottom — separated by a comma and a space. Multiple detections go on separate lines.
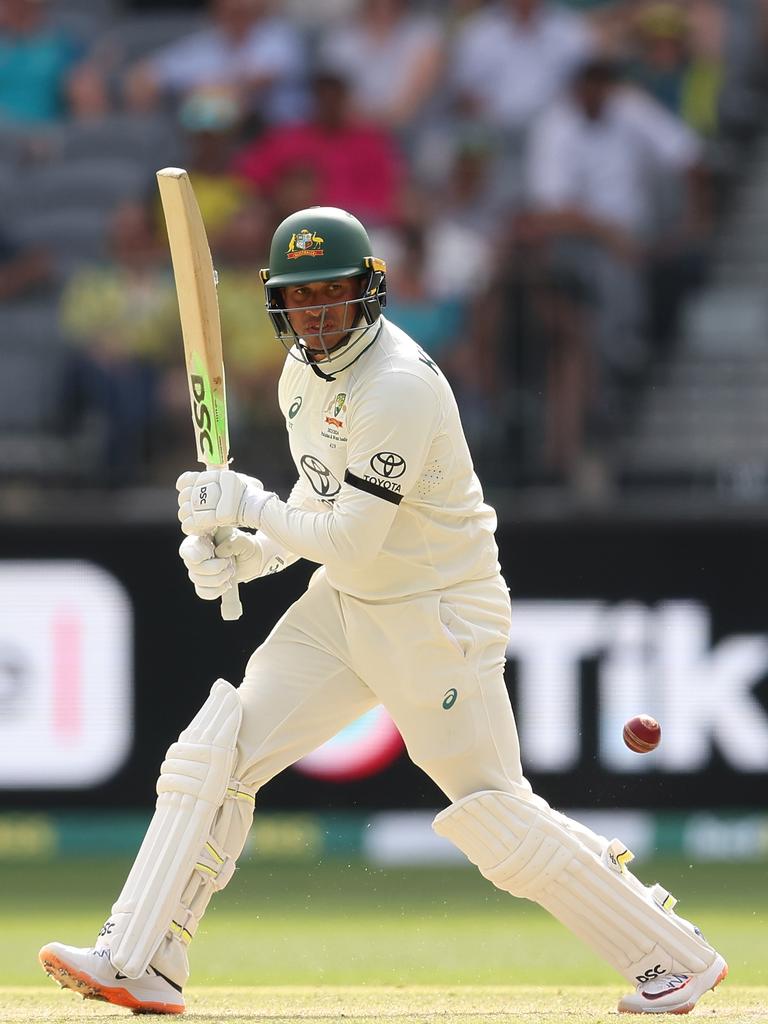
2, 985, 764, 1024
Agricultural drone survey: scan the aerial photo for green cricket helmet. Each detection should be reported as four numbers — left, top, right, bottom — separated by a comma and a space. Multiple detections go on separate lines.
260, 207, 386, 375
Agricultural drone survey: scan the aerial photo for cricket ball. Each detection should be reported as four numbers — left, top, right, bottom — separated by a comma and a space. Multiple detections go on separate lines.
623, 714, 661, 753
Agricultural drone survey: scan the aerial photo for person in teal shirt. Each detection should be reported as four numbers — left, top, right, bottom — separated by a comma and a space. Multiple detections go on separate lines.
384, 227, 467, 361
0, 0, 85, 124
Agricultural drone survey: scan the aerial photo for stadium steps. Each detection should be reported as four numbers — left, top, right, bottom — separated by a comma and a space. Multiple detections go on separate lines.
619, 133, 768, 494
0, 304, 107, 482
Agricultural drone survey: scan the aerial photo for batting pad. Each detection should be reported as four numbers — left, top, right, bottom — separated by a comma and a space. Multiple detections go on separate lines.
103, 679, 245, 979
433, 790, 716, 984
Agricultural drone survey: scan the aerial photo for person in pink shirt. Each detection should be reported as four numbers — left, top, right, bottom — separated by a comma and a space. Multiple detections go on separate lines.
232, 70, 404, 227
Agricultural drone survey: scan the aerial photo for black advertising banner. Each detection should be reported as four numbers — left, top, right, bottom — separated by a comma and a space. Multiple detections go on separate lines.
1, 516, 767, 811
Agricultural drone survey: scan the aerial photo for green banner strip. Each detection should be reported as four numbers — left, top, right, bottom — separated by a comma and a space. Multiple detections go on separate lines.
0, 811, 766, 863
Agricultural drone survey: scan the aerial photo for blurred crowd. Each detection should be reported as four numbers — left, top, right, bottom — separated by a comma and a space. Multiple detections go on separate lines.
0, 0, 767, 497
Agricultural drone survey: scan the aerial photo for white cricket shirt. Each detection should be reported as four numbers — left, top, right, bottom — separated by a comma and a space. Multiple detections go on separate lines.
256, 316, 500, 599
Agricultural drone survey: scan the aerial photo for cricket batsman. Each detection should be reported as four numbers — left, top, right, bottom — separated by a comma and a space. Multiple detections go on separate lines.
40, 208, 727, 1015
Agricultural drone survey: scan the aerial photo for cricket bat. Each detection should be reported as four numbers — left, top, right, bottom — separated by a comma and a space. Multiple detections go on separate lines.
156, 166, 242, 621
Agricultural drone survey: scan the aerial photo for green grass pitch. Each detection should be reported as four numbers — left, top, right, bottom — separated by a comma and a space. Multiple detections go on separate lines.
1, 856, 765, 1022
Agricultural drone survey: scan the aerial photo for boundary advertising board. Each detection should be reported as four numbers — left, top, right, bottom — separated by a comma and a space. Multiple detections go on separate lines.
2, 516, 766, 811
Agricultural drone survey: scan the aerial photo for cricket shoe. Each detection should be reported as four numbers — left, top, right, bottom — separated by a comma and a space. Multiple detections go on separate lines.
618, 953, 728, 1014
39, 942, 185, 1014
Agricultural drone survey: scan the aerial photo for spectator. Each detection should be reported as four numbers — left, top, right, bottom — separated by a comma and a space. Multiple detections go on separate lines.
432, 132, 508, 237
450, 0, 596, 138
174, 88, 251, 238
316, 0, 444, 131
59, 194, 289, 487
59, 200, 179, 482
383, 185, 499, 444
60, 201, 176, 363
124, 0, 306, 128
526, 59, 706, 244
213, 199, 283, 399
232, 70, 404, 227
517, 58, 707, 480
395, 179, 495, 306
211, 198, 291, 487
0, 0, 95, 124
627, 1, 724, 138
384, 225, 467, 367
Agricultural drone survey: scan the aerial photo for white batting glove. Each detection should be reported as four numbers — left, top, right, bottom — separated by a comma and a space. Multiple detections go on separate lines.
179, 532, 265, 600
176, 469, 275, 536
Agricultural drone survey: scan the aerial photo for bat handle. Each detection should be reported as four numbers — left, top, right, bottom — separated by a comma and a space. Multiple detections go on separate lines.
215, 525, 243, 621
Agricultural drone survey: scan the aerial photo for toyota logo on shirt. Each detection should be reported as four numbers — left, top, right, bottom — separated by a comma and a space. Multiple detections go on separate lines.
300, 454, 341, 496
370, 452, 406, 479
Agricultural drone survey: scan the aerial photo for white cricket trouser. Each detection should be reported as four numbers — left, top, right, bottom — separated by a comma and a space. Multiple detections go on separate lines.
147, 568, 718, 991
150, 566, 614, 986
236, 567, 523, 799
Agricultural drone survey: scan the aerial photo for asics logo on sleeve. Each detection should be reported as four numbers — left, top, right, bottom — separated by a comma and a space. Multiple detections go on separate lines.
370, 452, 406, 479
417, 347, 438, 375
300, 454, 341, 497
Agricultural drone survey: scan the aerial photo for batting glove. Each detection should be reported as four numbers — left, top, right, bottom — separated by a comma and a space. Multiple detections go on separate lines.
176, 469, 275, 535
179, 532, 265, 600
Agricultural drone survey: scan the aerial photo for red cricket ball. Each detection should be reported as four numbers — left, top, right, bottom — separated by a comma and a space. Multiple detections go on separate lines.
623, 714, 661, 753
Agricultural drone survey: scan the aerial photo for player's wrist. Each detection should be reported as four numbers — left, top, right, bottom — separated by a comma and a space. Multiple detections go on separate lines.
237, 480, 276, 531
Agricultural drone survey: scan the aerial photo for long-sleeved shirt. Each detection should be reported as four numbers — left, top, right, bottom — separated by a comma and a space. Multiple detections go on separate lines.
254, 316, 500, 600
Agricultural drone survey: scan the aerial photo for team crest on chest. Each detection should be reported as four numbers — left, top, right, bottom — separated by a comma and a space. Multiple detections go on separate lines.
321, 392, 348, 443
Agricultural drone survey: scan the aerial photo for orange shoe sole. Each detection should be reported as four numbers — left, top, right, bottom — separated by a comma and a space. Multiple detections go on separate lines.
39, 947, 184, 1015
619, 960, 729, 1015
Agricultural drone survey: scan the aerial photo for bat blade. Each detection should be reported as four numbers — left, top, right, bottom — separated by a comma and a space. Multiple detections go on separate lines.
157, 166, 242, 621
156, 166, 230, 469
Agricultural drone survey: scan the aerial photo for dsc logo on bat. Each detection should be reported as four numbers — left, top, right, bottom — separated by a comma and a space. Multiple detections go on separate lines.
191, 373, 215, 460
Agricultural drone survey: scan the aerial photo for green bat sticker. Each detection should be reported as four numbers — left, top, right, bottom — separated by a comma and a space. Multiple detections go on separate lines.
190, 350, 229, 466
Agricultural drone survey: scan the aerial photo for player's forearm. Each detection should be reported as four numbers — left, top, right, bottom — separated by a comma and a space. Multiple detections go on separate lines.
248, 477, 314, 575
258, 487, 396, 567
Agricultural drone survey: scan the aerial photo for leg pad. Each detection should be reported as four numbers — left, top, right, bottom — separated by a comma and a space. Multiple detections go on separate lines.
99, 680, 244, 979
433, 790, 716, 984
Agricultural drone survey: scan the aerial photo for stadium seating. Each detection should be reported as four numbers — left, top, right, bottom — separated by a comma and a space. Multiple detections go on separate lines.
0, 0, 766, 495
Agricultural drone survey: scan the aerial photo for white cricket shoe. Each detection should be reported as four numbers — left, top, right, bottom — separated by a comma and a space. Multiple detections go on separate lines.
618, 953, 728, 1015
39, 942, 185, 1015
